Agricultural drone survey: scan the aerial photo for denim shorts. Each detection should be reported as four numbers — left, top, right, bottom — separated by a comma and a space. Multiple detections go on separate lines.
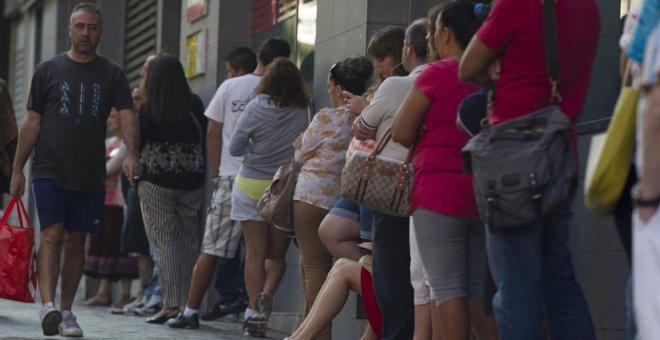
33, 178, 105, 233
328, 197, 374, 241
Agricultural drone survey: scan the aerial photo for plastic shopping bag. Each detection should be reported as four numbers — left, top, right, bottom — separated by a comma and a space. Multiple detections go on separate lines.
0, 197, 37, 303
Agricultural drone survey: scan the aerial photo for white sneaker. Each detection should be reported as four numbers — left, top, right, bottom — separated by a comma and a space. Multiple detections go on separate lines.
58, 312, 83, 337
39, 304, 62, 336
123, 295, 147, 315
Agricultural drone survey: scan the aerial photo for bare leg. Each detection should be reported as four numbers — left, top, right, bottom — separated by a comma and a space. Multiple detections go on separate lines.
318, 214, 362, 261
242, 220, 269, 309
414, 303, 433, 340
468, 298, 498, 340
83, 279, 111, 306
431, 301, 443, 340
137, 255, 153, 297
262, 225, 291, 296
120, 279, 132, 299
98, 280, 111, 297
185, 253, 219, 309
60, 231, 87, 311
437, 297, 470, 340
38, 224, 65, 305
290, 259, 362, 340
359, 324, 379, 340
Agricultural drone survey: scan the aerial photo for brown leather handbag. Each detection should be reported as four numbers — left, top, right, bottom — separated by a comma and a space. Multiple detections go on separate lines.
340, 129, 414, 217
256, 159, 298, 233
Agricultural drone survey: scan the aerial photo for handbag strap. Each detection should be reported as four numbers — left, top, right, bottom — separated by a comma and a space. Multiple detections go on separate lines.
542, 0, 561, 104
1, 196, 29, 229
361, 129, 416, 187
368, 129, 416, 162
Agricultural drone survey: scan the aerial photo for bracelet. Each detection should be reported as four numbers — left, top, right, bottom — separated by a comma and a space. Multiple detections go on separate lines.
631, 184, 660, 207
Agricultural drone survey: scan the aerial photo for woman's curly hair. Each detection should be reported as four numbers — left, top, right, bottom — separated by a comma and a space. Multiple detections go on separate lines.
257, 58, 309, 108
329, 56, 373, 96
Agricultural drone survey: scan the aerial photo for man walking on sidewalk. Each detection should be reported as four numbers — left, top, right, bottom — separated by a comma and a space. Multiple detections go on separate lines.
10, 2, 139, 337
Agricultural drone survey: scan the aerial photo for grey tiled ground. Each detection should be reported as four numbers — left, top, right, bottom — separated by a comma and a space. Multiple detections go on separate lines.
0, 299, 287, 339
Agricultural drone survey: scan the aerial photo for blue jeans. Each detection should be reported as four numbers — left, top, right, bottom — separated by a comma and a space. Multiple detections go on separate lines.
486, 209, 596, 340
372, 212, 414, 340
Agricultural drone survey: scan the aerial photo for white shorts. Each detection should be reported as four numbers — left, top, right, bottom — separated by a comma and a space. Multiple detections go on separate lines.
230, 184, 265, 222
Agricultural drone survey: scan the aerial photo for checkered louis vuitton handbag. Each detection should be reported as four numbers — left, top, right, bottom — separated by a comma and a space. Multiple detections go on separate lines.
341, 129, 414, 217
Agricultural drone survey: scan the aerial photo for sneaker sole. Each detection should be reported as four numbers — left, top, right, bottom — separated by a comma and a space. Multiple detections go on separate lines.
59, 330, 84, 337
41, 310, 62, 336
246, 316, 268, 338
168, 323, 199, 329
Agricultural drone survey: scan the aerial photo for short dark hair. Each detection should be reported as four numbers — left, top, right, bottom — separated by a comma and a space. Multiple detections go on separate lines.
70, 2, 102, 25
143, 53, 192, 123
257, 58, 308, 108
224, 47, 257, 74
257, 38, 291, 66
329, 56, 373, 96
406, 19, 429, 60
438, 0, 485, 50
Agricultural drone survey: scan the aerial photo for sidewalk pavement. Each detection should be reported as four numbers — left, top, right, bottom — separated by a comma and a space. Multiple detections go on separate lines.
0, 298, 288, 339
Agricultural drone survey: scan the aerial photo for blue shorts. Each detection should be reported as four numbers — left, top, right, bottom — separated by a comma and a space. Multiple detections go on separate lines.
33, 179, 105, 233
329, 197, 374, 241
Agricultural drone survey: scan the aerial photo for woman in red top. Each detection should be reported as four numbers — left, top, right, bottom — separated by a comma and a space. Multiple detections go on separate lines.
392, 2, 498, 339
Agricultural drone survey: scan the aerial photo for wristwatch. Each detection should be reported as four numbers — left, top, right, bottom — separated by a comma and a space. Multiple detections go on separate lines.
631, 183, 660, 207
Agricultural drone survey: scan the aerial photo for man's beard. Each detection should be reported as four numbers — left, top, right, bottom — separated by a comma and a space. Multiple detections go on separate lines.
74, 40, 97, 55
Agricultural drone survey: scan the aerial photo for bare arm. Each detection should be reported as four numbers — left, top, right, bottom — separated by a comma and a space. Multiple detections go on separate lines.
119, 108, 139, 158
459, 37, 499, 88
106, 142, 127, 175
639, 84, 660, 221
341, 91, 370, 115
118, 108, 141, 182
391, 86, 430, 148
10, 110, 41, 196
207, 119, 223, 178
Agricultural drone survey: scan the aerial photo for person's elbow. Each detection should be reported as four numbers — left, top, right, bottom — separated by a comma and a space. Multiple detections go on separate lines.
228, 145, 242, 157
459, 62, 479, 84
391, 128, 415, 148
228, 140, 245, 157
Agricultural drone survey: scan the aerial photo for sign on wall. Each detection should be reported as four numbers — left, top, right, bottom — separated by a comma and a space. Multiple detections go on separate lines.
187, 0, 208, 22
251, 0, 298, 36
185, 29, 206, 78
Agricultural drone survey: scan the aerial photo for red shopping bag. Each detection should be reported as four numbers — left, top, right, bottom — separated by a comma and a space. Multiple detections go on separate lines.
0, 197, 37, 303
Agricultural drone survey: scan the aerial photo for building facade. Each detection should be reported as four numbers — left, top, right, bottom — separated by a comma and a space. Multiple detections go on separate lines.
1, 0, 638, 338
